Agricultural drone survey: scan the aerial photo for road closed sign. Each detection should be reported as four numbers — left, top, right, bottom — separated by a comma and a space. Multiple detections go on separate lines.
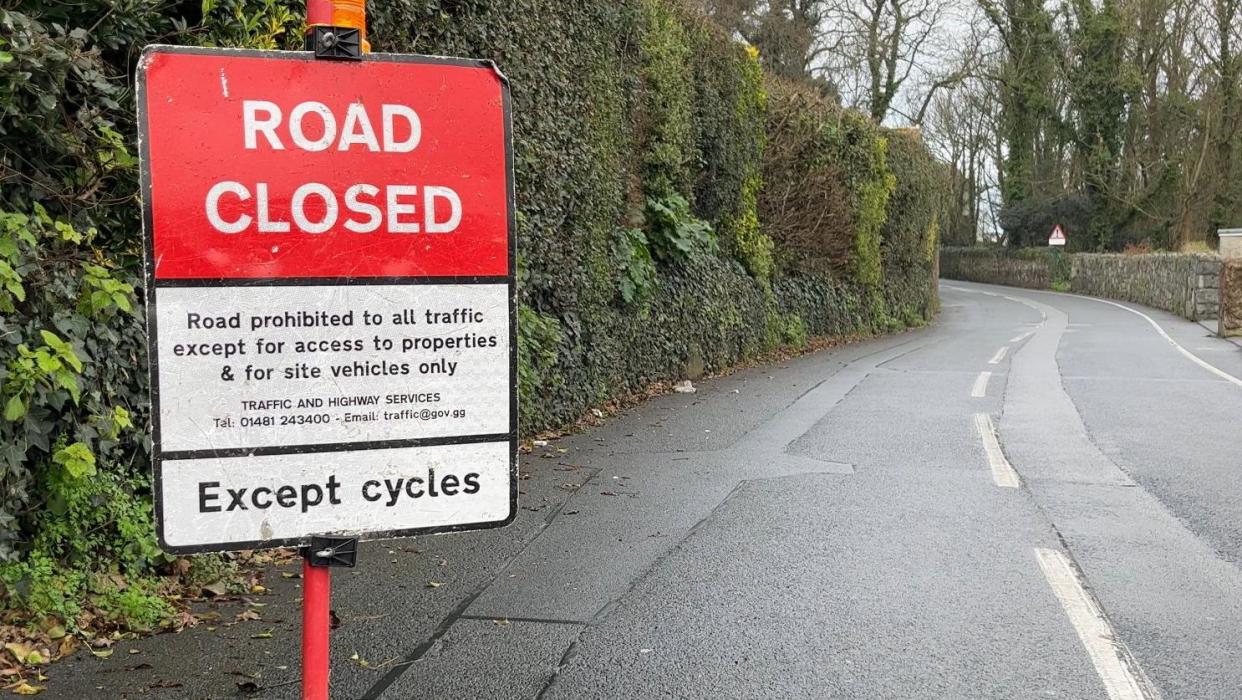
137, 46, 516, 553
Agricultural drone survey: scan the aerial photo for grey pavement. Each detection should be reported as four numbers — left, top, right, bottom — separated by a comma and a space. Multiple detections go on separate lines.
46, 281, 1242, 698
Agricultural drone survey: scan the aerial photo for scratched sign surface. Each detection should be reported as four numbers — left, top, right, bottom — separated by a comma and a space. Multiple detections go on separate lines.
138, 46, 516, 553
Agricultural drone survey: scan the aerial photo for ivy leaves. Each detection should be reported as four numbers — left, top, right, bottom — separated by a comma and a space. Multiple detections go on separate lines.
613, 228, 658, 305
643, 194, 718, 264
612, 195, 719, 307
4, 330, 84, 421
52, 442, 96, 480
0, 203, 138, 566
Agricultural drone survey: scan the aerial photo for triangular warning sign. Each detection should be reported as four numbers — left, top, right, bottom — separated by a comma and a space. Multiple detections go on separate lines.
1049, 224, 1066, 246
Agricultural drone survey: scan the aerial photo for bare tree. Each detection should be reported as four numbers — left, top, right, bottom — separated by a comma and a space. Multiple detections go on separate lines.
698, 0, 838, 85
818, 0, 981, 124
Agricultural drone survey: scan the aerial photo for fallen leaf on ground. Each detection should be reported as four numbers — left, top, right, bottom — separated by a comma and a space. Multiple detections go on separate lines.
3, 644, 34, 666
250, 629, 274, 639
10, 681, 43, 695
425, 581, 442, 588
235, 610, 261, 623
166, 611, 198, 632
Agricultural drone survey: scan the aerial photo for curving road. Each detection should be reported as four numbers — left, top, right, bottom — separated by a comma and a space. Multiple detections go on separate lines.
50, 281, 1242, 699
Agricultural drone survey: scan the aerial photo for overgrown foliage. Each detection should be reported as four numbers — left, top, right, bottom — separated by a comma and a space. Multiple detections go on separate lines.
0, 0, 944, 643
760, 78, 895, 287
970, 0, 1242, 250
881, 129, 944, 321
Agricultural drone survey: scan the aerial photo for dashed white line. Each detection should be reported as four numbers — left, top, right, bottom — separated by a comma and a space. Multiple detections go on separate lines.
970, 371, 992, 398
973, 413, 1019, 488
1009, 331, 1032, 343
1035, 548, 1158, 700
988, 346, 1009, 364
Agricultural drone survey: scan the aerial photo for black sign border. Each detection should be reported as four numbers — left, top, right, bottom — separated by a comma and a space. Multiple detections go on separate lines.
137, 45, 519, 554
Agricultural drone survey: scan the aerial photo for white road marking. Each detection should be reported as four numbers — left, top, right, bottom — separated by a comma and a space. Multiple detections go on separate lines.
1010, 331, 1033, 343
949, 283, 1242, 389
989, 346, 1009, 364
971, 371, 992, 398
1069, 296, 1242, 388
973, 413, 1019, 488
1035, 548, 1159, 700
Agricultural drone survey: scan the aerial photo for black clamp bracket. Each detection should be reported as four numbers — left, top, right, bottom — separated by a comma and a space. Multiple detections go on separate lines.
303, 535, 359, 568
306, 25, 363, 60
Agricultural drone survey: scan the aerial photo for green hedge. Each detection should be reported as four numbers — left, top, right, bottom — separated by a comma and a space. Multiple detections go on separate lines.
881, 129, 945, 322
938, 247, 1070, 290
0, 0, 944, 628
760, 79, 895, 287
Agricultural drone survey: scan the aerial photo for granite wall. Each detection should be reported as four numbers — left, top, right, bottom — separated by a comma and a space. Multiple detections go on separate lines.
1220, 260, 1242, 337
939, 247, 1222, 322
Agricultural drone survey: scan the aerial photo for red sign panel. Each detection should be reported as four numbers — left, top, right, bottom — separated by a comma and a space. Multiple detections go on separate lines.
141, 48, 510, 279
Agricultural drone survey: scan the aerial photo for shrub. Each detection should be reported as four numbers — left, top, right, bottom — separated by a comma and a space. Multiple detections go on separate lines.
644, 193, 719, 264
613, 228, 659, 305
760, 78, 894, 287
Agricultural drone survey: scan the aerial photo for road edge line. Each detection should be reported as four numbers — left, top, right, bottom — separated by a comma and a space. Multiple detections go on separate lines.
1068, 295, 1242, 388
944, 282, 1242, 388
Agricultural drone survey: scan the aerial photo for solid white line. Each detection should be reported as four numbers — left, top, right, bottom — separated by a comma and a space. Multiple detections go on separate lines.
1069, 296, 1242, 388
1009, 331, 1033, 343
974, 413, 1019, 488
989, 346, 1009, 364
971, 371, 992, 398
950, 283, 1242, 388
1035, 548, 1158, 700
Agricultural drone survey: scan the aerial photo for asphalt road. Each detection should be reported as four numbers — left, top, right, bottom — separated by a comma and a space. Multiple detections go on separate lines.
48, 281, 1242, 699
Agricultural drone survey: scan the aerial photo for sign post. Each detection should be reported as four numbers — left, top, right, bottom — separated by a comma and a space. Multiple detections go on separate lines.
137, 25, 516, 699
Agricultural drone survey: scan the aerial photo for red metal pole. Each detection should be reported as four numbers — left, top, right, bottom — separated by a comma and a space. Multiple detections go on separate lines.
306, 0, 333, 27
302, 557, 331, 700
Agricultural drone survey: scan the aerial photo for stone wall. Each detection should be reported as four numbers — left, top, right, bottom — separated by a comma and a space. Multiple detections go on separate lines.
1071, 253, 1220, 320
1221, 260, 1242, 337
939, 247, 1222, 321
937, 248, 1050, 289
